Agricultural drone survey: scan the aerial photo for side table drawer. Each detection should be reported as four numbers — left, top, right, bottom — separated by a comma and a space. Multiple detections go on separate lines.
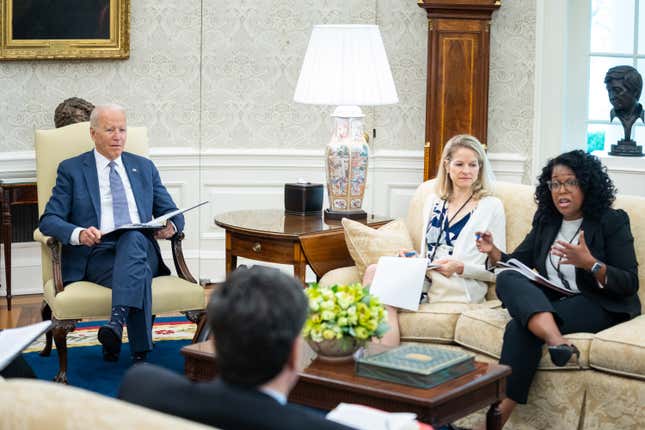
230, 233, 295, 264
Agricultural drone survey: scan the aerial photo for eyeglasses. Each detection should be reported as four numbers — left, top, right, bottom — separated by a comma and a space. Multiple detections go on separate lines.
546, 179, 579, 192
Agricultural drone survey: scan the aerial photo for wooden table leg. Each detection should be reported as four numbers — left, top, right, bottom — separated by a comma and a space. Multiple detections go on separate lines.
293, 243, 307, 285
486, 400, 503, 430
1, 188, 12, 310
224, 231, 237, 275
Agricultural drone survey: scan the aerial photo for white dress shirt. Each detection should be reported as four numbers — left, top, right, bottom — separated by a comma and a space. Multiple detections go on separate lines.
70, 150, 141, 244
259, 387, 287, 405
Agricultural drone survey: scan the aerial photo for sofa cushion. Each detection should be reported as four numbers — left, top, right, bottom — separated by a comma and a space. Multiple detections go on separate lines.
613, 193, 645, 310
0, 379, 213, 429
44, 276, 205, 320
398, 300, 501, 343
491, 182, 536, 252
319, 266, 361, 288
590, 314, 645, 379
342, 218, 413, 280
454, 307, 594, 369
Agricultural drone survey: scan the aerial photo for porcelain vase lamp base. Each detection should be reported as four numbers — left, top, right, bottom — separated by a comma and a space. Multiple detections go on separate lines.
324, 106, 369, 222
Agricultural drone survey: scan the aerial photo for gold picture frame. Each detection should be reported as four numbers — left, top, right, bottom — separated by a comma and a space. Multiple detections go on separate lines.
1, 0, 129, 60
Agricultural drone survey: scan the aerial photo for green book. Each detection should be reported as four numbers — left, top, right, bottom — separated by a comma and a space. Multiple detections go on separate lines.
355, 343, 476, 389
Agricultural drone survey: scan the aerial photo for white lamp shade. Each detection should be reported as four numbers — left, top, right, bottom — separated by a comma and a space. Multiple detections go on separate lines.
294, 25, 399, 106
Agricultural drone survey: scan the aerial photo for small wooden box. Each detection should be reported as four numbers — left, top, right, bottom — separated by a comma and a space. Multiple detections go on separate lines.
284, 183, 324, 216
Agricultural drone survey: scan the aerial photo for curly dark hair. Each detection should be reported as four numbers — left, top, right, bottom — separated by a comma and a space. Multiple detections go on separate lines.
534, 150, 616, 221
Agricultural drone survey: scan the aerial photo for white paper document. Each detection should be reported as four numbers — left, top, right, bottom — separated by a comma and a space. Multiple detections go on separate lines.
369, 256, 428, 312
327, 403, 417, 430
102, 200, 209, 235
0, 321, 52, 370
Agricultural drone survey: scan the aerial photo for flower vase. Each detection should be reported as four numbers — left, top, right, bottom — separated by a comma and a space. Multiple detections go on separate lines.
306, 337, 364, 363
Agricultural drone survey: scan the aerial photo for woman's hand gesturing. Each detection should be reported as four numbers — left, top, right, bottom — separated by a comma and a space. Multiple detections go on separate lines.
551, 230, 596, 270
475, 230, 502, 265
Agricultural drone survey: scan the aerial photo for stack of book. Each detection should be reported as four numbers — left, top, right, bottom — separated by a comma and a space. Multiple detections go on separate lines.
355, 343, 476, 389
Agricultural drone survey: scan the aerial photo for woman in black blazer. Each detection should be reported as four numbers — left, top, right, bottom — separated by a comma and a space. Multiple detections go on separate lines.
475, 150, 640, 429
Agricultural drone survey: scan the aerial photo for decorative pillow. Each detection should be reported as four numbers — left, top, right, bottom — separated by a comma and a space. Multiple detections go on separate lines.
342, 217, 414, 280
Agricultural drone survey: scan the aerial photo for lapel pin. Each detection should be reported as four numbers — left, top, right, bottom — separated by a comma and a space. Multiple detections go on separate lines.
132, 168, 137, 172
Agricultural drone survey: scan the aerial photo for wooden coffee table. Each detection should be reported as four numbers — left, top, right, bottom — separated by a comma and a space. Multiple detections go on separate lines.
181, 341, 511, 429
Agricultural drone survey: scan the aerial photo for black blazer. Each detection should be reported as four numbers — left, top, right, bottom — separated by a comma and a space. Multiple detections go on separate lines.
119, 364, 356, 430
503, 208, 640, 319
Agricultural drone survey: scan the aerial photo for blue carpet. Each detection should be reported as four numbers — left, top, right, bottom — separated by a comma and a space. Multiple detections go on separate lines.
24, 339, 190, 398
23, 317, 192, 398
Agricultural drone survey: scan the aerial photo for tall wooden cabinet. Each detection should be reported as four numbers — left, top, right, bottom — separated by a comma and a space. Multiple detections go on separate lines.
417, 0, 501, 180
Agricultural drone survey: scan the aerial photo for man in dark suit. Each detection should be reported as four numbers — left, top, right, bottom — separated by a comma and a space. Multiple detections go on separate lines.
39, 104, 183, 362
119, 266, 356, 430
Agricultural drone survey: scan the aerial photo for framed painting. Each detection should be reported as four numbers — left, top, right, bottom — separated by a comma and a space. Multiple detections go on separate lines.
1, 0, 129, 60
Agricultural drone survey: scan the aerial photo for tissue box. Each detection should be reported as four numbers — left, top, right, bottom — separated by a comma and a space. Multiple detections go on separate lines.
284, 183, 324, 216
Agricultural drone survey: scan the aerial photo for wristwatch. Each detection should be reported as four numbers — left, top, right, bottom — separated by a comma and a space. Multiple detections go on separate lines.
590, 261, 604, 274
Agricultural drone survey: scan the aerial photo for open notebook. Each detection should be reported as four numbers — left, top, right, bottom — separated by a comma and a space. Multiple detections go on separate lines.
0, 321, 52, 371
102, 200, 209, 235
495, 258, 574, 296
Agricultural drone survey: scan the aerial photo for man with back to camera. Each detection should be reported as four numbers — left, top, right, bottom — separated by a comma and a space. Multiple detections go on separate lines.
39, 104, 183, 362
118, 266, 356, 430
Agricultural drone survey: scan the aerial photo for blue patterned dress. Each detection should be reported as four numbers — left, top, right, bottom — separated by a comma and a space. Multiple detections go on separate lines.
425, 200, 472, 261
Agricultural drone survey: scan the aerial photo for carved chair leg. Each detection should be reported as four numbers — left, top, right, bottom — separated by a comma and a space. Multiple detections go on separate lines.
183, 310, 208, 343
51, 318, 77, 384
39, 301, 53, 357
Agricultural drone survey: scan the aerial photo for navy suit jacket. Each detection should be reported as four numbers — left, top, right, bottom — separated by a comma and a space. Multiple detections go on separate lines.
39, 150, 184, 285
119, 364, 356, 430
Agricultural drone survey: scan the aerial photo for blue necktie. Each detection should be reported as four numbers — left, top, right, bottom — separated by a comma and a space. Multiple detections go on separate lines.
109, 161, 132, 227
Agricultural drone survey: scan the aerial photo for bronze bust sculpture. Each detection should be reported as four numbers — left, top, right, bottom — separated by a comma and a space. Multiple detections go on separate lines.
604, 65, 644, 156
54, 97, 94, 128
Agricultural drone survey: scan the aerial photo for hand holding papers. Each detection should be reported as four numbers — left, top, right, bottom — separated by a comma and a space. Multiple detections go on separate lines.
101, 201, 209, 235
370, 256, 430, 311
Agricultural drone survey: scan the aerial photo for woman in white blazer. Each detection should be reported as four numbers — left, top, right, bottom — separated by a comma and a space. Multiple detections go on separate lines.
363, 134, 506, 346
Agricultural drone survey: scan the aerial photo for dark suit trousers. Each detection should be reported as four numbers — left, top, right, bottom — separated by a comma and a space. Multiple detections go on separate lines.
496, 270, 622, 404
85, 230, 159, 353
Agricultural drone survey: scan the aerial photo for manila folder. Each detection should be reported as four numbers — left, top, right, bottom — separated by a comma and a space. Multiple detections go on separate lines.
369, 256, 426, 312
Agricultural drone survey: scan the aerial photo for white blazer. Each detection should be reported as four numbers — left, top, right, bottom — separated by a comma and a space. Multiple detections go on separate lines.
418, 193, 506, 303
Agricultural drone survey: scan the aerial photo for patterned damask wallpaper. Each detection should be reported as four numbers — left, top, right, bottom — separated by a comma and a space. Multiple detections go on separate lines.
0, 0, 533, 155
488, 0, 537, 162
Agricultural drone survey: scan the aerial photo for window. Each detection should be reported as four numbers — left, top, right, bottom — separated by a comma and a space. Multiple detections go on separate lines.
587, 0, 645, 152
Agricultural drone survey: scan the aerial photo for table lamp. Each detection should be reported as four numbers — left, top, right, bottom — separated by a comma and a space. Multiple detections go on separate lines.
294, 24, 398, 220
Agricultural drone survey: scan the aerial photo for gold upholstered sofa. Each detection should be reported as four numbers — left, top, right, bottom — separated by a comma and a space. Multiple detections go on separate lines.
0, 378, 214, 429
320, 181, 645, 430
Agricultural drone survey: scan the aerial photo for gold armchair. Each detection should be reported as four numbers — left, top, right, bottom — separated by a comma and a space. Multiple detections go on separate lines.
33, 122, 205, 383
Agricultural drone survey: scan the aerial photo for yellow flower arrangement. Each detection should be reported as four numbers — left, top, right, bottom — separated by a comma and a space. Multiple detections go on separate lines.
302, 283, 388, 344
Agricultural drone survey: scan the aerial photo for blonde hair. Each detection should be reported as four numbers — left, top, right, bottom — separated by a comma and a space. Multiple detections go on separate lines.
434, 134, 493, 200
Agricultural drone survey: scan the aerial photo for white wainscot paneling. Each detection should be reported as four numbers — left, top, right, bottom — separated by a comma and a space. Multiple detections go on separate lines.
0, 148, 529, 294
0, 243, 43, 296
487, 152, 527, 184
593, 152, 645, 197
368, 150, 425, 219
